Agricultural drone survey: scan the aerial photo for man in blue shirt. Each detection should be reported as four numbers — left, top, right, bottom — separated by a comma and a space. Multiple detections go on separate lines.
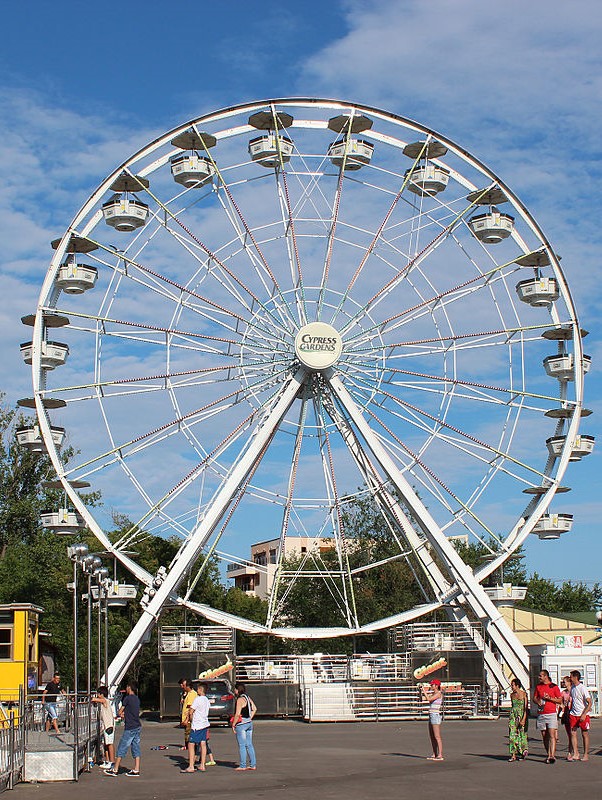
106, 682, 142, 777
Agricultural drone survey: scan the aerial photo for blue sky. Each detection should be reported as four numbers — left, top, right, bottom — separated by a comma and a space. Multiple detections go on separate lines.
2, 0, 601, 588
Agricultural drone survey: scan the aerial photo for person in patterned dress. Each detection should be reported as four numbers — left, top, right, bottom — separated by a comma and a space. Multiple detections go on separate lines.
508, 678, 528, 761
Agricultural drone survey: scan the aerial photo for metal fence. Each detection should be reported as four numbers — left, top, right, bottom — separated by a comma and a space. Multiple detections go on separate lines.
303, 684, 496, 722
0, 716, 23, 791
159, 626, 235, 654
0, 694, 101, 790
391, 622, 485, 652
235, 653, 413, 684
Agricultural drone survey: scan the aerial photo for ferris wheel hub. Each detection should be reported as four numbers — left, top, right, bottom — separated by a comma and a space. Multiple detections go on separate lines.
294, 322, 343, 371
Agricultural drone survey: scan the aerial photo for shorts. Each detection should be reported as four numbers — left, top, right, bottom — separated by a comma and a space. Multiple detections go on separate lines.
189, 727, 209, 744
536, 713, 558, 731
103, 726, 115, 746
569, 715, 590, 731
116, 726, 141, 759
45, 703, 58, 720
429, 712, 442, 725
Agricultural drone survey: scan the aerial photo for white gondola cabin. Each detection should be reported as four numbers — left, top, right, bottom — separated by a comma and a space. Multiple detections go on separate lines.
546, 434, 595, 461
20, 340, 69, 370
56, 261, 98, 294
92, 583, 138, 608
102, 194, 149, 231
405, 164, 450, 196
328, 138, 374, 170
41, 509, 85, 535
248, 134, 294, 167
468, 207, 514, 243
16, 425, 65, 453
532, 513, 574, 540
516, 276, 559, 306
170, 153, 215, 187
543, 353, 592, 381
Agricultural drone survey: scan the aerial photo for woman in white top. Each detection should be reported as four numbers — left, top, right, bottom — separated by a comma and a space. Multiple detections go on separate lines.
421, 679, 444, 761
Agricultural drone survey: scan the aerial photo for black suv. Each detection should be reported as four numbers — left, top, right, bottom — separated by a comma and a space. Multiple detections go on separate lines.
205, 679, 235, 723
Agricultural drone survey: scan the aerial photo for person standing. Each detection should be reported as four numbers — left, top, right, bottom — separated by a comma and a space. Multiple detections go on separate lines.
231, 682, 257, 771
559, 675, 573, 760
533, 669, 561, 763
179, 678, 197, 751
181, 682, 210, 773
569, 670, 592, 761
92, 686, 115, 769
507, 678, 528, 761
42, 672, 66, 735
421, 679, 444, 761
106, 682, 142, 777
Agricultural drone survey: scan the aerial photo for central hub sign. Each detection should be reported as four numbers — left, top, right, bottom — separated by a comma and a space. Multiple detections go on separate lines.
294, 322, 343, 371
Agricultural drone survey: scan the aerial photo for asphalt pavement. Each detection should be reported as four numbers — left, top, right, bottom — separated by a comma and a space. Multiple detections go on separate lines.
12, 717, 602, 800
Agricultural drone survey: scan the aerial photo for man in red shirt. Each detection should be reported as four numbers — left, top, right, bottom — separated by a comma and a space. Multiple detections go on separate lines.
533, 669, 562, 763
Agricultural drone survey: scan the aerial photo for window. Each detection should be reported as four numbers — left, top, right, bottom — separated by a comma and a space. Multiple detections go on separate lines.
269, 549, 277, 564
301, 547, 307, 554
0, 628, 13, 660
253, 551, 267, 566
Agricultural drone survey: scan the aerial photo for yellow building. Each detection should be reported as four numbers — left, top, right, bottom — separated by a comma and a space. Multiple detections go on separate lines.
0, 604, 42, 703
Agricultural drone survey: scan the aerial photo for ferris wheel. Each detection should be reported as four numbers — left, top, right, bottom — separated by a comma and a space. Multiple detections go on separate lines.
22, 99, 592, 689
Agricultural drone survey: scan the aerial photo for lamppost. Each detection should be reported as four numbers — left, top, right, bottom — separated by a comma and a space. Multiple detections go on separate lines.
81, 555, 102, 697
95, 568, 109, 686
67, 543, 89, 701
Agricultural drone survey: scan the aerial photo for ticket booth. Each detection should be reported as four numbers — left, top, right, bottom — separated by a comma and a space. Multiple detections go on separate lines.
541, 639, 602, 716
0, 604, 43, 702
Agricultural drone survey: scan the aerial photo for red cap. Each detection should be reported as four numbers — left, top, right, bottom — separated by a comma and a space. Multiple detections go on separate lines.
429, 678, 441, 686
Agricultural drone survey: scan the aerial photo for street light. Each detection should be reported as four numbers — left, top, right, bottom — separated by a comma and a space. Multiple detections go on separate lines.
95, 568, 109, 686
67, 543, 89, 700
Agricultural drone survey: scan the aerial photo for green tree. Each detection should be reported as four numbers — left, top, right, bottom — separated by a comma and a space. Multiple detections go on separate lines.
520, 573, 602, 614
452, 538, 528, 586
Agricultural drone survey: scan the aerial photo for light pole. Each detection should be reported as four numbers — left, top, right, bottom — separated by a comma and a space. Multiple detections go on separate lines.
67, 543, 89, 701
80, 554, 97, 698
96, 568, 109, 686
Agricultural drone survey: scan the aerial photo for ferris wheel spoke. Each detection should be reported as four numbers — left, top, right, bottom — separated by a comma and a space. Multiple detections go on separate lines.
275, 168, 308, 324
379, 367, 555, 413
317, 121, 358, 319
314, 395, 359, 627
338, 189, 496, 337
347, 372, 551, 485
329, 140, 432, 325
354, 402, 505, 546
66, 365, 289, 480
79, 233, 252, 331
266, 396, 308, 628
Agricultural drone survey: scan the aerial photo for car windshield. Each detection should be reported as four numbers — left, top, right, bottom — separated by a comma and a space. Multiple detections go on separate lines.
207, 682, 229, 694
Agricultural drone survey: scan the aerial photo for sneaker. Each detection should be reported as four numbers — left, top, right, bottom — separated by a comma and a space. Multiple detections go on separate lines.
102, 762, 114, 771
125, 770, 140, 777
105, 769, 118, 777
206, 760, 216, 766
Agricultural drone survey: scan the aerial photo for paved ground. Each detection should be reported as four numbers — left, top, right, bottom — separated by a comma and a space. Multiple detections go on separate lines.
13, 717, 602, 800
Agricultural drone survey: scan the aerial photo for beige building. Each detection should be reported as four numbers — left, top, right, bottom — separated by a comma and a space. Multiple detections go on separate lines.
501, 605, 600, 648
227, 536, 334, 600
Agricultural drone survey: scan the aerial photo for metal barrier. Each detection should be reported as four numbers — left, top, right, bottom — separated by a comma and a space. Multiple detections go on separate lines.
18, 694, 100, 784
159, 626, 234, 654
391, 622, 485, 652
0, 717, 23, 791
235, 653, 413, 684
303, 684, 497, 722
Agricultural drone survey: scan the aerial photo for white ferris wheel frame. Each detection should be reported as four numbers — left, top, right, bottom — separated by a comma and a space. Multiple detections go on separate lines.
27, 99, 587, 690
